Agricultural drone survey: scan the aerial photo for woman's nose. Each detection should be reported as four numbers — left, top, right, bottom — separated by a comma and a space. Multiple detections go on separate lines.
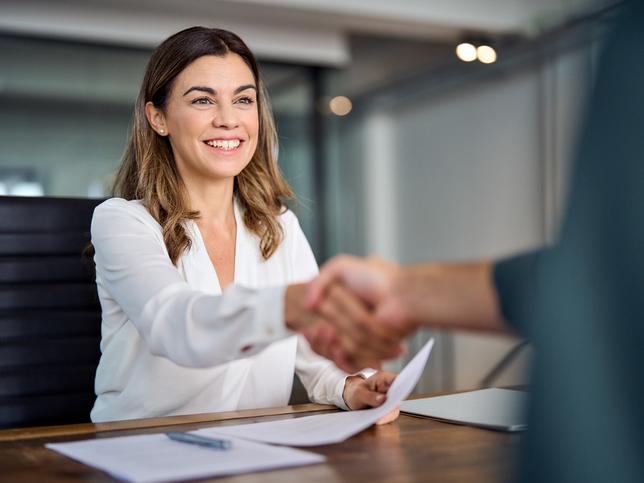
212, 103, 239, 129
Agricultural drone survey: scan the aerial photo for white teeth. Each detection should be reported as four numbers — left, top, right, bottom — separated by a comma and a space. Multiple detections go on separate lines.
206, 139, 241, 150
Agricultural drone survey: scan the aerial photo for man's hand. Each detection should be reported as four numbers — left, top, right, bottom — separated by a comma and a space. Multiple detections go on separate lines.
284, 281, 404, 372
306, 255, 415, 331
302, 256, 417, 369
306, 255, 398, 310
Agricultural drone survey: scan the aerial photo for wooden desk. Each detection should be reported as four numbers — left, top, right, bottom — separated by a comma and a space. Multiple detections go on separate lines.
0, 396, 522, 482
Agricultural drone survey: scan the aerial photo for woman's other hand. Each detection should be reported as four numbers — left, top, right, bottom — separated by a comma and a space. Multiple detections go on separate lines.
342, 371, 400, 424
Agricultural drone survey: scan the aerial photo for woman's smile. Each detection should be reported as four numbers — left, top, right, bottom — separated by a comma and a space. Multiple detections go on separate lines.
203, 137, 244, 155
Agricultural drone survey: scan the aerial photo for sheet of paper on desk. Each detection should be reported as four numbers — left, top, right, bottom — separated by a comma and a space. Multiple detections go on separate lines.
197, 338, 434, 447
46, 433, 324, 483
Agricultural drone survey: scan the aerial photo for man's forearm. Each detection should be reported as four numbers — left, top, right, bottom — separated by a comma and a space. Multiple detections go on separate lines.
395, 261, 510, 333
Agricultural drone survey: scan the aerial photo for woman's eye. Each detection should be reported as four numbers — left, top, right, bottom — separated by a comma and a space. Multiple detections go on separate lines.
236, 96, 255, 105
192, 97, 213, 105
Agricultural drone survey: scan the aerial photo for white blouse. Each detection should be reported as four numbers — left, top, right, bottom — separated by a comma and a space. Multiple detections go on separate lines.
90, 198, 349, 422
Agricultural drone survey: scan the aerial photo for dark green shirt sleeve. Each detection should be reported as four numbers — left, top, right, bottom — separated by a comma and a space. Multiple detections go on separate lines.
493, 249, 547, 337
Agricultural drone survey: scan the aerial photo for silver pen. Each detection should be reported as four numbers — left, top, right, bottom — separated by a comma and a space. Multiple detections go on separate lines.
165, 431, 233, 450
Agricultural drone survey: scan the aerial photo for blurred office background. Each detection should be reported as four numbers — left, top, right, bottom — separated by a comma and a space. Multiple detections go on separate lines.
0, 0, 617, 393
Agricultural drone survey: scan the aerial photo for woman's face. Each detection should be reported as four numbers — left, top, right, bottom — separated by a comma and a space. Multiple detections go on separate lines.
148, 53, 259, 183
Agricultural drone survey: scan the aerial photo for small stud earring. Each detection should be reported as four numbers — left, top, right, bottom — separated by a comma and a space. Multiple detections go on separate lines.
159, 129, 165, 134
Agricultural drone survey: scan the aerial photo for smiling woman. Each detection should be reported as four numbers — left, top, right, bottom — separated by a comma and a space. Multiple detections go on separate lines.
87, 27, 402, 423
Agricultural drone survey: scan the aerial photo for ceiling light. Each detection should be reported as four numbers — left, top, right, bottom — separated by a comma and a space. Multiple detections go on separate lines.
456, 42, 477, 62
329, 96, 352, 116
477, 45, 497, 64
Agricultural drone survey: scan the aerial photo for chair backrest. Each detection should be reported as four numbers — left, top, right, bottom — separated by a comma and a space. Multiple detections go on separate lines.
0, 196, 103, 429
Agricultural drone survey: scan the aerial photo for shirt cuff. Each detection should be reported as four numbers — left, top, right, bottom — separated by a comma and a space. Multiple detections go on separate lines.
335, 375, 350, 411
237, 284, 292, 358
356, 368, 377, 379
254, 284, 291, 341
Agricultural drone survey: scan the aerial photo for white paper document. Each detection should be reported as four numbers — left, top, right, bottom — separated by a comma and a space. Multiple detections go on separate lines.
196, 338, 435, 446
46, 433, 324, 483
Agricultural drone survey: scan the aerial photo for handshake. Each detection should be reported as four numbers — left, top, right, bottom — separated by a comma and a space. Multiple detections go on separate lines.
284, 255, 506, 373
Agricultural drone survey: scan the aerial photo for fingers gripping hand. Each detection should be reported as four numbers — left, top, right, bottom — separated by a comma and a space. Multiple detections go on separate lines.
300, 320, 355, 372
287, 282, 382, 373
321, 284, 402, 355
306, 255, 397, 310
298, 310, 375, 374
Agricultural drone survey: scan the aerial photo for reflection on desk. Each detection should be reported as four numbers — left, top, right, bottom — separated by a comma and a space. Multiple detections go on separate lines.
0, 395, 522, 483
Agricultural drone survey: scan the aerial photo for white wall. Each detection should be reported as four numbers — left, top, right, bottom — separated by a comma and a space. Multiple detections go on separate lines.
395, 69, 545, 263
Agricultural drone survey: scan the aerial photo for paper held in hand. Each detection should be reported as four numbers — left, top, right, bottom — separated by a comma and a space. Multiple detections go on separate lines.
196, 338, 435, 446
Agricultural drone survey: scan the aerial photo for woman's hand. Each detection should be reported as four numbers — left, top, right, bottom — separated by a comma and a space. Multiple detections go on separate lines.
285, 282, 404, 372
342, 371, 400, 425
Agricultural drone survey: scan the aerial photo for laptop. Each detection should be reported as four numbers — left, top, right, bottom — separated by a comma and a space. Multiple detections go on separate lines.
400, 387, 528, 432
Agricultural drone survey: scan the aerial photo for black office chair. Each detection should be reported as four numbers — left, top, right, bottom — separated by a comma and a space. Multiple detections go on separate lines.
0, 196, 103, 429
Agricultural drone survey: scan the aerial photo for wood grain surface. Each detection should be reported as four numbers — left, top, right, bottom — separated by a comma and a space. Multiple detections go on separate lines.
0, 398, 522, 483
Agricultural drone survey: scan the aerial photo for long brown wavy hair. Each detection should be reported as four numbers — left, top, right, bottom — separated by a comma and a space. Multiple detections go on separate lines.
110, 27, 293, 264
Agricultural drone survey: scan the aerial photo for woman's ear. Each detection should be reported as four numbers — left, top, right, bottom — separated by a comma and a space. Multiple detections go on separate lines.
145, 101, 168, 136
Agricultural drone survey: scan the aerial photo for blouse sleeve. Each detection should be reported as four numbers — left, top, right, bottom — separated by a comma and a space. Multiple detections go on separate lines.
283, 211, 351, 409
91, 199, 291, 368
